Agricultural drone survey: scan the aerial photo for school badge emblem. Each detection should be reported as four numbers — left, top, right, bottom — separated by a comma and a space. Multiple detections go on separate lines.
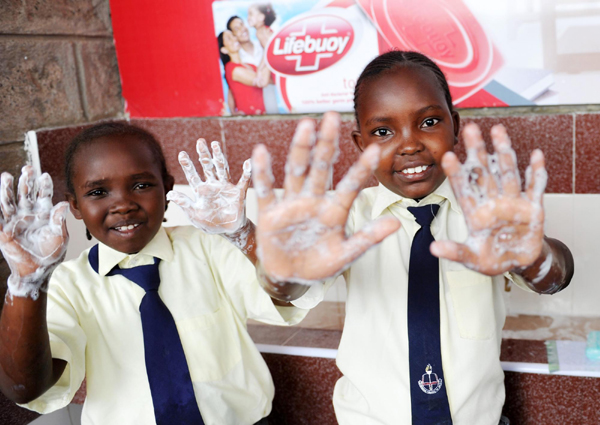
418, 364, 443, 395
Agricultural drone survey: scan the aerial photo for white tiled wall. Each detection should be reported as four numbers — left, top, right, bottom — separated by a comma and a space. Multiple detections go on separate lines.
29, 404, 82, 425
506, 194, 600, 317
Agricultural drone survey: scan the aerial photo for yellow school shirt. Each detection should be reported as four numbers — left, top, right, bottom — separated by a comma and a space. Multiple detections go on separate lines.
294, 179, 533, 425
22, 226, 308, 425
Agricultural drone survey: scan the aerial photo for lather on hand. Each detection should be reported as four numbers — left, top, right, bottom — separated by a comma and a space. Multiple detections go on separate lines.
0, 166, 69, 299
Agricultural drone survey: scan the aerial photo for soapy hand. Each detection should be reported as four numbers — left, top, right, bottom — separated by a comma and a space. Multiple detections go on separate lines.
430, 123, 547, 276
167, 139, 251, 235
252, 112, 401, 285
0, 166, 69, 299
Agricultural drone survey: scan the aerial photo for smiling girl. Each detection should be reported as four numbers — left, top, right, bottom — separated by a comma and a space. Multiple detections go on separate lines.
0, 122, 305, 425
250, 51, 574, 424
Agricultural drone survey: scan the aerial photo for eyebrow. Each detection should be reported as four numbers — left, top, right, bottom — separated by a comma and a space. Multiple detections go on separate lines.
82, 172, 158, 189
415, 104, 444, 115
363, 104, 445, 127
83, 179, 108, 189
131, 172, 159, 180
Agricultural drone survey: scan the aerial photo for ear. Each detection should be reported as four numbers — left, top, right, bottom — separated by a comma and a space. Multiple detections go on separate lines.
66, 193, 83, 220
452, 110, 461, 145
352, 130, 365, 152
221, 46, 229, 55
164, 174, 175, 197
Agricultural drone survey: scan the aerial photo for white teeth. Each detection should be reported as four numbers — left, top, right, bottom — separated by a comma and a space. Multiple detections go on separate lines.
116, 223, 139, 231
401, 165, 428, 175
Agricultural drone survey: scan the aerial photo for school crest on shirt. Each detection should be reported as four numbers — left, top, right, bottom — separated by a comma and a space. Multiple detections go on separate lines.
418, 364, 443, 395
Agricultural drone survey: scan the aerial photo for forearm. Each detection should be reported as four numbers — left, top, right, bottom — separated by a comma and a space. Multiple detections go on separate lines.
0, 288, 64, 403
512, 237, 574, 294
222, 220, 310, 303
256, 65, 271, 88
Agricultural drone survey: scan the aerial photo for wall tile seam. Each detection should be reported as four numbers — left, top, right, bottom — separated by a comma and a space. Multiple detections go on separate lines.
0, 140, 25, 147
457, 105, 600, 118
219, 118, 226, 156
26, 116, 127, 137
121, 108, 600, 125
572, 113, 576, 195
208, 109, 600, 125
0, 34, 114, 40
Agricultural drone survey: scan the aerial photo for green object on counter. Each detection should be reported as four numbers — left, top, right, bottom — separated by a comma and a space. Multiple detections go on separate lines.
546, 340, 559, 372
586, 331, 600, 361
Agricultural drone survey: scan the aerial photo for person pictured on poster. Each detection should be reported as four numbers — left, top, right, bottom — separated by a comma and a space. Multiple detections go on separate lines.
247, 3, 276, 49
227, 13, 278, 114
218, 29, 266, 115
247, 3, 279, 114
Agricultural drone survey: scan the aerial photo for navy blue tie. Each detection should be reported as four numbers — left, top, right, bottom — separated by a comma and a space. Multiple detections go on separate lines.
406, 205, 452, 425
88, 245, 205, 425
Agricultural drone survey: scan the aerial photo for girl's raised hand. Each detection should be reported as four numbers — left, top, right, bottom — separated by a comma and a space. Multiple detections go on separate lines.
167, 139, 251, 235
252, 112, 401, 284
0, 166, 69, 299
431, 123, 547, 276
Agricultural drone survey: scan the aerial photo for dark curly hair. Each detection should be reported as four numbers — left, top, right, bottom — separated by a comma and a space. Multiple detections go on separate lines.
353, 50, 453, 129
64, 122, 172, 195
217, 31, 231, 67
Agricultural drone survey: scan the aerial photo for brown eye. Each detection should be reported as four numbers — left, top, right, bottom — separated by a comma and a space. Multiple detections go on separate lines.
134, 183, 153, 191
373, 128, 391, 137
422, 118, 440, 128
86, 189, 107, 197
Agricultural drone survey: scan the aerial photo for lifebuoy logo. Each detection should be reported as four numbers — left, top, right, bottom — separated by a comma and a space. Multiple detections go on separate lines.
266, 14, 354, 76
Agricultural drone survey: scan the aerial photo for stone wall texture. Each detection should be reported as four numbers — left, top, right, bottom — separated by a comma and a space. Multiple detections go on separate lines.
0, 0, 123, 143
0, 2, 123, 421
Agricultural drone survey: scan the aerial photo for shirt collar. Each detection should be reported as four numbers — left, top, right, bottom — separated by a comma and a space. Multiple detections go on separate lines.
97, 227, 174, 276
370, 178, 462, 219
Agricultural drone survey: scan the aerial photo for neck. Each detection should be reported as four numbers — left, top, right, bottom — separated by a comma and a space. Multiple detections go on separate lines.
229, 52, 241, 64
241, 41, 253, 52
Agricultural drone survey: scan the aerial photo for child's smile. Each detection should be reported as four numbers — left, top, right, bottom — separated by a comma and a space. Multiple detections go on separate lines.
67, 136, 172, 254
353, 66, 459, 200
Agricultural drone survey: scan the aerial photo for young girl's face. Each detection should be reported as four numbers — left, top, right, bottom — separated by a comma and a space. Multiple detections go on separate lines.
67, 136, 173, 254
353, 66, 460, 200
247, 6, 264, 28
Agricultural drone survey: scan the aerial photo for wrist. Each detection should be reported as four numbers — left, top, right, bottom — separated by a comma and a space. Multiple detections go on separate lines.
220, 218, 255, 256
6, 263, 59, 300
511, 239, 551, 277
255, 259, 317, 302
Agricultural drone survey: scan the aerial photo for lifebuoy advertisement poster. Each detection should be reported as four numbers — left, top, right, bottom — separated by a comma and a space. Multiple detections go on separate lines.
110, 0, 600, 118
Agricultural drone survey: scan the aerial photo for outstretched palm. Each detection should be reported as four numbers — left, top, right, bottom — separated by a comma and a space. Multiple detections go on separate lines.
252, 112, 401, 284
0, 166, 69, 297
431, 123, 547, 276
167, 139, 251, 235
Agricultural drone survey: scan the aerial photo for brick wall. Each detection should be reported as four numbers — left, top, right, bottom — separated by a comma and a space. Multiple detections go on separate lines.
0, 0, 123, 141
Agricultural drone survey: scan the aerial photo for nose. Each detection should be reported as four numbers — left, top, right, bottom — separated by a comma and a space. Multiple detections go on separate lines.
397, 128, 425, 156
109, 191, 139, 214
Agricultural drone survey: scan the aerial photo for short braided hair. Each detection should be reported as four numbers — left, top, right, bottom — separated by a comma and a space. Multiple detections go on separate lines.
353, 50, 453, 129
64, 122, 171, 195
